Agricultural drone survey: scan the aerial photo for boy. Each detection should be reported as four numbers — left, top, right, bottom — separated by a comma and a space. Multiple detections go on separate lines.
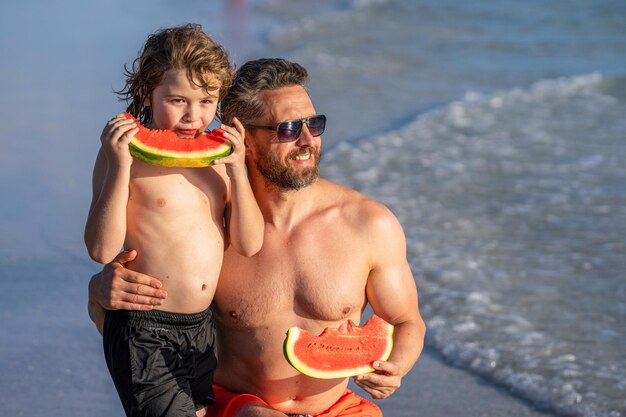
84, 24, 264, 417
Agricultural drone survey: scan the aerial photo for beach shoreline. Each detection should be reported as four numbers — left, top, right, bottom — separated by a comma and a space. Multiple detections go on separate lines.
374, 348, 558, 417
1, 1, 624, 415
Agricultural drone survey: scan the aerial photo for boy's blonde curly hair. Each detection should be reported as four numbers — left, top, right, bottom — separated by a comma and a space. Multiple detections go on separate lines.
117, 24, 235, 124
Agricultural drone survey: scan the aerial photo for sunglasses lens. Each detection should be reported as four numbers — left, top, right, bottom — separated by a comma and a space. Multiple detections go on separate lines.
277, 120, 302, 142
307, 115, 326, 137
274, 115, 326, 142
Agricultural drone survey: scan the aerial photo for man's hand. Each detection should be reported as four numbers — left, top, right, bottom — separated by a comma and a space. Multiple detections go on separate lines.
353, 360, 403, 400
88, 250, 168, 333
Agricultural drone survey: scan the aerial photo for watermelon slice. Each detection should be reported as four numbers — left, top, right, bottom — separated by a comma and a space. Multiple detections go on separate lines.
283, 315, 394, 379
117, 112, 232, 167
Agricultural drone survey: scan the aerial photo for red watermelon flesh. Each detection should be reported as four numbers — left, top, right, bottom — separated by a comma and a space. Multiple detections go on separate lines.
118, 112, 232, 167
283, 315, 394, 379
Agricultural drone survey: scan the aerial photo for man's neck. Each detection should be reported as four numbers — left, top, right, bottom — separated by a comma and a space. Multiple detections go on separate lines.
252, 177, 321, 230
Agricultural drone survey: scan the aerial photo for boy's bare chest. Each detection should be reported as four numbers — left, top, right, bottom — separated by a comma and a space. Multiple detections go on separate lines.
128, 164, 227, 212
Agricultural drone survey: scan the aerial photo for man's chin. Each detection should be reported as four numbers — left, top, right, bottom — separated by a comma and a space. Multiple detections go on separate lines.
284, 176, 318, 191
264, 171, 319, 191
256, 151, 321, 190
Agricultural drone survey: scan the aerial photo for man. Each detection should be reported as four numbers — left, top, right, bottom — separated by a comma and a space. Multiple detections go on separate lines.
89, 58, 425, 417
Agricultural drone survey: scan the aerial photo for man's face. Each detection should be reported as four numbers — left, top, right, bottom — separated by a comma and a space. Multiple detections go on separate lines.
248, 86, 323, 191
255, 140, 322, 190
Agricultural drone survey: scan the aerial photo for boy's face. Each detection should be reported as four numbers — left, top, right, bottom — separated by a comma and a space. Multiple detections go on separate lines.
145, 69, 220, 138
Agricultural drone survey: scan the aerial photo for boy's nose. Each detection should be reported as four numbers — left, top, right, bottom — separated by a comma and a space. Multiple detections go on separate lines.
183, 106, 201, 122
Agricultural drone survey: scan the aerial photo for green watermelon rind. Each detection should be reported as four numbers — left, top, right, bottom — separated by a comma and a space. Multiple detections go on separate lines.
283, 316, 394, 380
117, 112, 232, 168
129, 139, 232, 168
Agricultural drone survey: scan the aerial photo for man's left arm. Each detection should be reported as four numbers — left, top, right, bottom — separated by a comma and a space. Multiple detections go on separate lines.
355, 205, 426, 399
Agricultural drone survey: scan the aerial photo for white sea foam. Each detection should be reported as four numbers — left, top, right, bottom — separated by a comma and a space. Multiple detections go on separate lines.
325, 73, 626, 417
2, 0, 626, 416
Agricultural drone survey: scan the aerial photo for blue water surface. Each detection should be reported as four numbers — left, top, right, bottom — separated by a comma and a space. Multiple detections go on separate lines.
1, 1, 625, 416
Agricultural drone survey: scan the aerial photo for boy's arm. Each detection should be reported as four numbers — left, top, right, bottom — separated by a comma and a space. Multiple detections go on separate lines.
84, 148, 130, 263
84, 118, 137, 263
215, 117, 264, 256
356, 203, 426, 400
224, 167, 264, 256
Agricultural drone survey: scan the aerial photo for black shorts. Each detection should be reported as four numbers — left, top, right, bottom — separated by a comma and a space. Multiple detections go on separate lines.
103, 307, 217, 417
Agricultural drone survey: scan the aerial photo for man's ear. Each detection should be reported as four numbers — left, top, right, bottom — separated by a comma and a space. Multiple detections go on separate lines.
244, 134, 257, 158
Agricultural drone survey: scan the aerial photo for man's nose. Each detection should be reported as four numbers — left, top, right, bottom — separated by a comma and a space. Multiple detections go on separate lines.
295, 124, 316, 146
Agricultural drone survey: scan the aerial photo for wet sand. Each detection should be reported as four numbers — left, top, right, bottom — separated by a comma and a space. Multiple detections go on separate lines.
375, 349, 558, 417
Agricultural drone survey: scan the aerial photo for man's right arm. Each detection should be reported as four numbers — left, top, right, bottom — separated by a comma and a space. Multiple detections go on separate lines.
87, 279, 107, 335
87, 250, 168, 334
356, 202, 426, 399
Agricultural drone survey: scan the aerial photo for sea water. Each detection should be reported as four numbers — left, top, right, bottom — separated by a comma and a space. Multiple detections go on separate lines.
1, 1, 625, 416
262, 2, 626, 416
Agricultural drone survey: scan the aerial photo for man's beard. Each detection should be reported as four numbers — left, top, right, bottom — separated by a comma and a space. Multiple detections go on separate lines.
256, 146, 322, 191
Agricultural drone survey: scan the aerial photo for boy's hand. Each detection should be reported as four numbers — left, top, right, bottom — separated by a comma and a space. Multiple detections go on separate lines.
100, 116, 138, 167
213, 117, 246, 175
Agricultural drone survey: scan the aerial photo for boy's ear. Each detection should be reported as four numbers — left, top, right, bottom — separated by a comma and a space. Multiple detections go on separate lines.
140, 87, 150, 107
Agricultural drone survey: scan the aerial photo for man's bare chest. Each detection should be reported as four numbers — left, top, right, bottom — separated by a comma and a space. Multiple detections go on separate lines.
217, 231, 370, 327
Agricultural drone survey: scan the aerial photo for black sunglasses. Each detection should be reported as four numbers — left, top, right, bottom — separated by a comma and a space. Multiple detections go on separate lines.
244, 114, 326, 142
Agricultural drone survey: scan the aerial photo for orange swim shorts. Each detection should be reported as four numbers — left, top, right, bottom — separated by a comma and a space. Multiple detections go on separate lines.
205, 385, 382, 417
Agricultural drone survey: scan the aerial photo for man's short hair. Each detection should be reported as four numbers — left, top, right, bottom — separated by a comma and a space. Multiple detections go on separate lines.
219, 58, 308, 126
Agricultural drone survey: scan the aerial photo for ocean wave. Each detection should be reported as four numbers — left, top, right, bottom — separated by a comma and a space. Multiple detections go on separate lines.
324, 73, 626, 417
261, 0, 390, 50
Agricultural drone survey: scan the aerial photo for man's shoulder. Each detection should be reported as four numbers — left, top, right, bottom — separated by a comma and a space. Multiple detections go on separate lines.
315, 180, 406, 257
317, 179, 398, 226
317, 178, 372, 203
